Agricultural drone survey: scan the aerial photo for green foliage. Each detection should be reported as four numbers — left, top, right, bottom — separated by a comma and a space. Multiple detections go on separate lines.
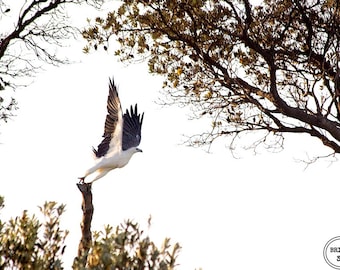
0, 196, 4, 210
0, 201, 68, 269
74, 220, 181, 270
0, 199, 181, 270
83, 0, 340, 157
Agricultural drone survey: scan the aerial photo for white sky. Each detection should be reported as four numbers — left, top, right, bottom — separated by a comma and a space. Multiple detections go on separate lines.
1, 1, 340, 270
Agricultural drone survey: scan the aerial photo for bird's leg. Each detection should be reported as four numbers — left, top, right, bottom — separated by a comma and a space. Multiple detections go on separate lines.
88, 169, 110, 183
79, 163, 102, 184
78, 177, 85, 184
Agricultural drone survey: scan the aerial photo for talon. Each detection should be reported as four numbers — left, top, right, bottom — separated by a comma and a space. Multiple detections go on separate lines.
78, 177, 85, 184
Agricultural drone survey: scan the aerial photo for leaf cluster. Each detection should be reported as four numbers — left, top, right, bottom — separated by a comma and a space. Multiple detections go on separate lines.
0, 199, 181, 270
83, 0, 340, 158
74, 220, 181, 270
0, 201, 68, 269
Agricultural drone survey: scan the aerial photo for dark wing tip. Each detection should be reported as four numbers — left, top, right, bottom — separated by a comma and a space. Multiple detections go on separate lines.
140, 111, 144, 125
109, 77, 115, 89
122, 103, 144, 150
92, 146, 98, 157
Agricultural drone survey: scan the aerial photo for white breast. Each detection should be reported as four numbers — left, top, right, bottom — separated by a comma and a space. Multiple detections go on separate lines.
104, 148, 136, 169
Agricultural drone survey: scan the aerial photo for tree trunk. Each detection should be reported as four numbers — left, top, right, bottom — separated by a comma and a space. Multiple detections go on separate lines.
73, 183, 93, 268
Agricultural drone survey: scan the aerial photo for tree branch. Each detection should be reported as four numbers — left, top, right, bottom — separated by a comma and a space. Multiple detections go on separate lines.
74, 183, 93, 268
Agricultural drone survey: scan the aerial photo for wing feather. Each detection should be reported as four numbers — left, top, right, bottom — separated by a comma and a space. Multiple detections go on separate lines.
93, 78, 123, 158
122, 104, 144, 150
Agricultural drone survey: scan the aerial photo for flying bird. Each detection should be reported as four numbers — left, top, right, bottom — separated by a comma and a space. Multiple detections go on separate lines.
79, 77, 144, 183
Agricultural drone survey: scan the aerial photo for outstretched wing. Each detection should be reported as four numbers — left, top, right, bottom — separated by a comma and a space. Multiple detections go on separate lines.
93, 77, 123, 158
122, 104, 144, 150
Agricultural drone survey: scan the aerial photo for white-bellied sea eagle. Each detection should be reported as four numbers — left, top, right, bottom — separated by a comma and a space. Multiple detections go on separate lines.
79, 77, 144, 183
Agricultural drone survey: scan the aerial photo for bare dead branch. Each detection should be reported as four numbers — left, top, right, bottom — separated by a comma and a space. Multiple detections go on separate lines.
74, 183, 93, 268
